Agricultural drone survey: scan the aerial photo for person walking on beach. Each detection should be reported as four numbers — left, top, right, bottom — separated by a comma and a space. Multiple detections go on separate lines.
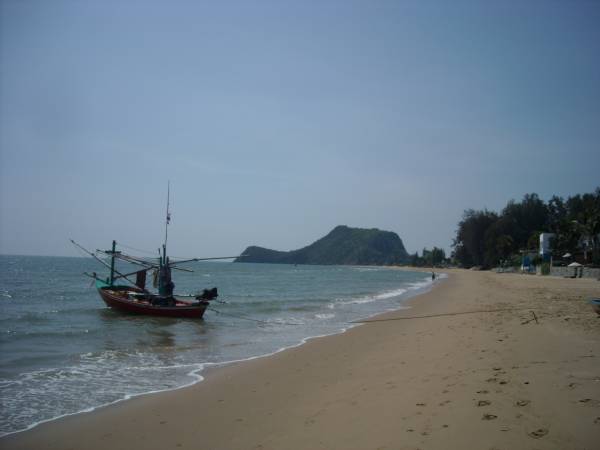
431, 271, 436, 281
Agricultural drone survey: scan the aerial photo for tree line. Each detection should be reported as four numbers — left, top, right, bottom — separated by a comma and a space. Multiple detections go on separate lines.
451, 188, 600, 268
408, 247, 447, 267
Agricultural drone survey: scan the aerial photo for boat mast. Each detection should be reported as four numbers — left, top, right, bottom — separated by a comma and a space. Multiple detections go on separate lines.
110, 240, 117, 285
164, 180, 171, 259
158, 182, 172, 297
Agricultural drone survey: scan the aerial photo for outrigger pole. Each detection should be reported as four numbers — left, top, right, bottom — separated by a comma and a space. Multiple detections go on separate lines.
168, 255, 246, 265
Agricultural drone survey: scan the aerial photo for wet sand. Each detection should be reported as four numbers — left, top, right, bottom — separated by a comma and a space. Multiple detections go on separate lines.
3, 269, 599, 450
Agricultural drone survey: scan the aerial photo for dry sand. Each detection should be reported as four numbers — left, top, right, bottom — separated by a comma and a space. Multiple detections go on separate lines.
3, 269, 599, 450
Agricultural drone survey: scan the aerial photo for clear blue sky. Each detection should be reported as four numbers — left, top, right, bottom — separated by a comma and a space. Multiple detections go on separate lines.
1, 0, 599, 258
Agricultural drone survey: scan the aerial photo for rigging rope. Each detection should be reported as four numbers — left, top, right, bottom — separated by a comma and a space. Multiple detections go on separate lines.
115, 242, 159, 256
115, 242, 228, 262
73, 244, 92, 259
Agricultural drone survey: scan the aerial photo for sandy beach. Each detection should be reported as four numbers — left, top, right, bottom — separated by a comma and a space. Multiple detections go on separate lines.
3, 269, 599, 450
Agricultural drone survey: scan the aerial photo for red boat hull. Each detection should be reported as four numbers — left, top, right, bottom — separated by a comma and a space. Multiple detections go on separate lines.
98, 286, 208, 318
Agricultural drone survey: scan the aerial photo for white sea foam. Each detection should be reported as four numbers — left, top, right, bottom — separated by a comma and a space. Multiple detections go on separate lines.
373, 287, 408, 300
353, 267, 383, 272
315, 313, 335, 320
267, 316, 306, 325
330, 284, 417, 308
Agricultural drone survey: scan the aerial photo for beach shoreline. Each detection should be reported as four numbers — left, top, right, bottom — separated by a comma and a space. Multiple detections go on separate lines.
0, 263, 433, 438
3, 269, 599, 450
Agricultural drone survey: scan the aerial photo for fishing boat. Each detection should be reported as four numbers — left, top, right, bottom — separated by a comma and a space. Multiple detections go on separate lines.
71, 186, 240, 318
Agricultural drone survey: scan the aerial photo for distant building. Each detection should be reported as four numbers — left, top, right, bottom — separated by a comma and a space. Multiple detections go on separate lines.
539, 233, 555, 261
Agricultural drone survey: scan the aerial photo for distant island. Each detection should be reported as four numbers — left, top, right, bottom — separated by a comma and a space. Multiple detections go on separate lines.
235, 225, 409, 266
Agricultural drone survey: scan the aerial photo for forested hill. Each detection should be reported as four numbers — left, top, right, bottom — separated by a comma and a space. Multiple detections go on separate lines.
235, 226, 409, 265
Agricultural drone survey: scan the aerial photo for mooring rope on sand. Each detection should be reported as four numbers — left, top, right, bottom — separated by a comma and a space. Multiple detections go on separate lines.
207, 307, 271, 324
207, 305, 538, 327
352, 307, 535, 324
207, 307, 302, 326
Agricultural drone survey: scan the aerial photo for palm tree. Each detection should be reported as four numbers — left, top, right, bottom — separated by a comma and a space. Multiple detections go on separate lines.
572, 216, 600, 263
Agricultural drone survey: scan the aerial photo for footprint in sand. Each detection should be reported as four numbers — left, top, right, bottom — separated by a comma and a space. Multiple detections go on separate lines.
516, 400, 530, 407
477, 400, 491, 407
477, 390, 489, 394
416, 403, 426, 406
482, 414, 497, 420
594, 417, 600, 424
528, 428, 549, 439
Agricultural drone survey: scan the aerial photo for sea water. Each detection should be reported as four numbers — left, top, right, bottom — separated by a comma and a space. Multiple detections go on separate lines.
0, 255, 439, 436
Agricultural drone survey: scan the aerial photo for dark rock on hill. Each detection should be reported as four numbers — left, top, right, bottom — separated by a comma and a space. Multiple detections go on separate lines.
235, 225, 409, 266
